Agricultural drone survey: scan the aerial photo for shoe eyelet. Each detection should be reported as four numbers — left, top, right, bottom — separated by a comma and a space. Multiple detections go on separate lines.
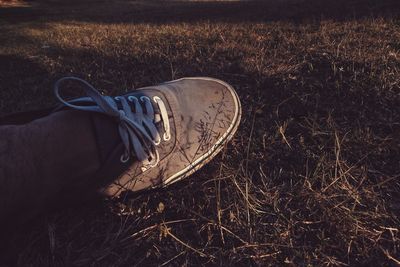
163, 132, 171, 141
120, 153, 130, 163
153, 138, 161, 146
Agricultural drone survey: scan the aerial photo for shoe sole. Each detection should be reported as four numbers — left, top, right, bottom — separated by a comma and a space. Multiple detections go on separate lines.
161, 77, 242, 187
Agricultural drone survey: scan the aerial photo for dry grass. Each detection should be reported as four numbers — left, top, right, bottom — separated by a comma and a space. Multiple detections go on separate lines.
0, 0, 399, 266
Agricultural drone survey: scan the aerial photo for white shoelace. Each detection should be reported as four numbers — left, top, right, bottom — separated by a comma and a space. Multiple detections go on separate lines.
54, 77, 170, 168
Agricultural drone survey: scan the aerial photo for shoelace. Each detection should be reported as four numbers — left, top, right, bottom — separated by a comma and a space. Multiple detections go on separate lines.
54, 77, 170, 168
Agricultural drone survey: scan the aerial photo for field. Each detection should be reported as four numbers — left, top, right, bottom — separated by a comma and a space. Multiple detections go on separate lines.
0, 0, 399, 266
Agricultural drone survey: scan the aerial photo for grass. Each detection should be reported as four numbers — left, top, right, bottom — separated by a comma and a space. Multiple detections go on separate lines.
0, 0, 399, 265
